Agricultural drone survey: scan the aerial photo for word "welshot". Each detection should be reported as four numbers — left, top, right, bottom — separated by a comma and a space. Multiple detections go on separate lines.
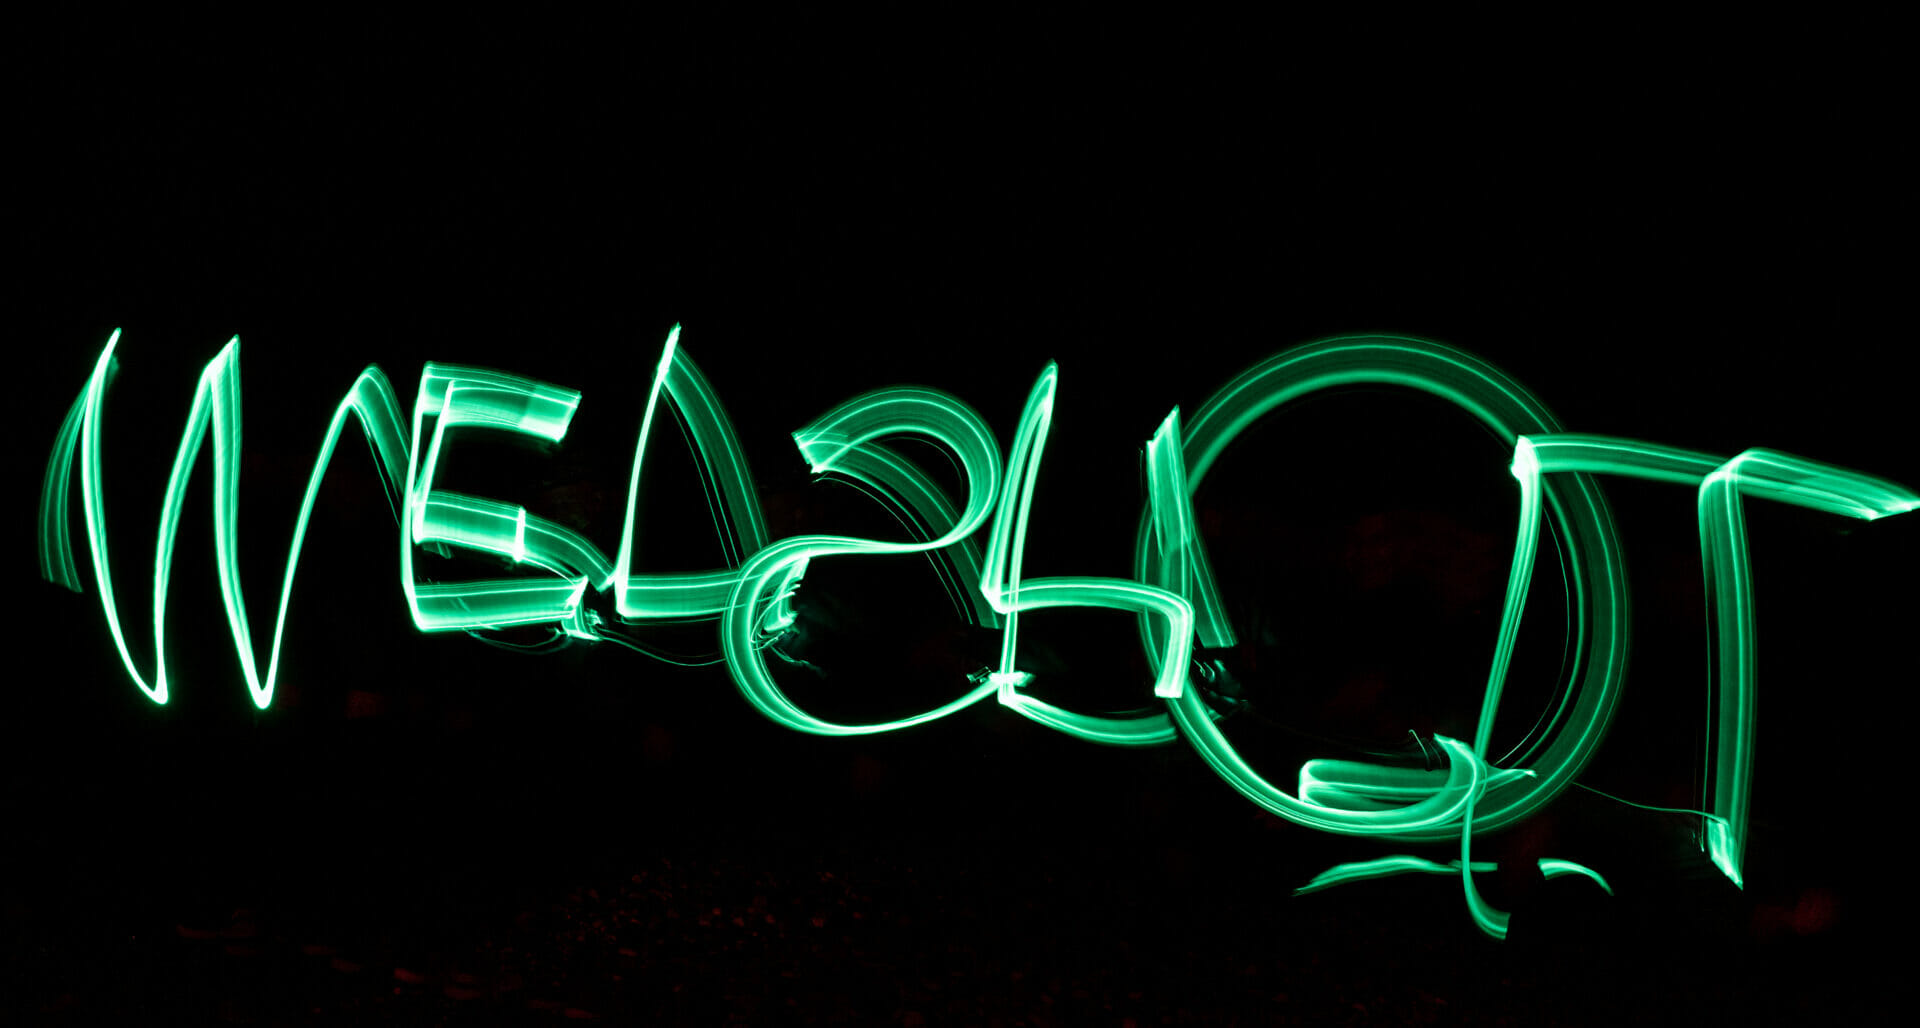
39, 327, 1918, 938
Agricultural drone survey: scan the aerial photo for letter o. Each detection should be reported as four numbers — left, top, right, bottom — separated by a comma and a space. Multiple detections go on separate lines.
1136, 336, 1628, 841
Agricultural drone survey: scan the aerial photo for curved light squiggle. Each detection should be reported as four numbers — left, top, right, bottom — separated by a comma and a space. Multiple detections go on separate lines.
719, 384, 1006, 735
1538, 858, 1614, 896
606, 327, 1001, 640
1294, 856, 1499, 896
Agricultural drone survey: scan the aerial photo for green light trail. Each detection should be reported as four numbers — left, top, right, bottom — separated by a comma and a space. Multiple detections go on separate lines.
1134, 337, 1633, 936
39, 331, 412, 708
719, 378, 1008, 735
974, 363, 1198, 745
38, 327, 1917, 938
1519, 434, 1920, 889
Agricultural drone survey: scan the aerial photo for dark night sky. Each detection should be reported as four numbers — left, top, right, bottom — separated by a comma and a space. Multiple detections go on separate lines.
7, 20, 1916, 1021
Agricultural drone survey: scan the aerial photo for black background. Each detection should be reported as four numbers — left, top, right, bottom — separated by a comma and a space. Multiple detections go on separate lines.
8, 19, 1916, 1024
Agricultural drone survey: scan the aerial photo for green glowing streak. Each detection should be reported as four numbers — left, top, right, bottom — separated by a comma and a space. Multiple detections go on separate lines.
1143, 408, 1235, 650
610, 325, 771, 621
37, 379, 91, 591
1522, 434, 1920, 888
1132, 336, 1637, 938
1140, 337, 1629, 840
38, 330, 411, 708
605, 326, 998, 635
401, 363, 610, 635
721, 386, 1007, 735
1573, 781, 1727, 820
1294, 856, 1498, 897
1537, 858, 1614, 896
975, 364, 1196, 746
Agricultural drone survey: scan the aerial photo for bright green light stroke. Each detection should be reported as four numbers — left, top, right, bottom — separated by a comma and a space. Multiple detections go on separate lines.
610, 325, 772, 621
975, 364, 1197, 746
38, 331, 411, 708
604, 326, 999, 636
1294, 856, 1498, 896
1537, 858, 1614, 896
1141, 338, 1630, 851
1297, 855, 1610, 899
1133, 337, 1630, 938
720, 385, 1007, 735
1522, 434, 1920, 888
402, 365, 609, 635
